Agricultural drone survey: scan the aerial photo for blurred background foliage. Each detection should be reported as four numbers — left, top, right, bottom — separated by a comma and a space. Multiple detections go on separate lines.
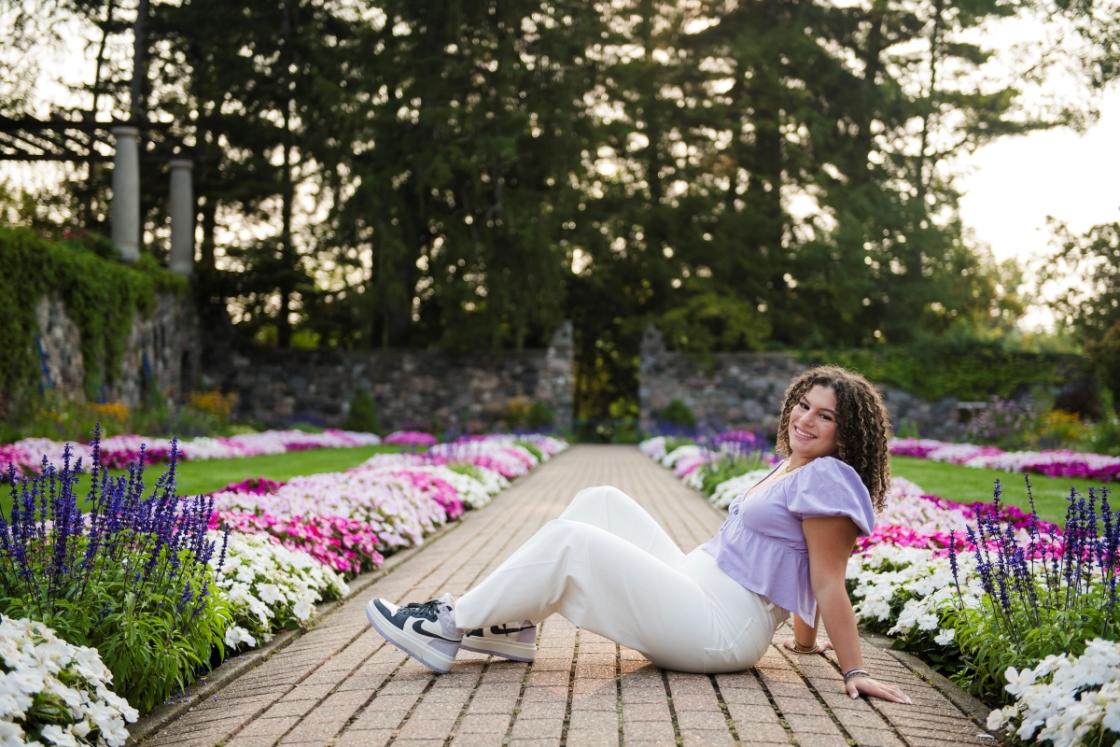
2, 0, 1119, 433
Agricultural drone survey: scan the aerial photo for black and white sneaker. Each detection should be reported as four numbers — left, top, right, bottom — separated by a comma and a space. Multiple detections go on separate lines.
461, 621, 538, 662
365, 593, 462, 673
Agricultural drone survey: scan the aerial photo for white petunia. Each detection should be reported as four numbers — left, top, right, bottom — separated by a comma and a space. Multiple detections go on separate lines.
39, 724, 78, 746
0, 720, 27, 744
292, 599, 313, 622
986, 706, 1013, 731
0, 616, 135, 746
256, 583, 283, 605
1003, 667, 1040, 697
223, 625, 258, 650
933, 628, 955, 646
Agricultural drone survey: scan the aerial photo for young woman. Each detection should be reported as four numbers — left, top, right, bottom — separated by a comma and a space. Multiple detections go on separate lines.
366, 366, 912, 704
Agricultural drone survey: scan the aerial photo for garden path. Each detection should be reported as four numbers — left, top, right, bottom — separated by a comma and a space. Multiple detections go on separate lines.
135, 445, 996, 747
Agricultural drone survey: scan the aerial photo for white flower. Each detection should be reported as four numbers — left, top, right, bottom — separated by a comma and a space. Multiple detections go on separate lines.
986, 706, 1013, 731
211, 531, 345, 649
1003, 667, 1038, 697
39, 724, 78, 746
1094, 682, 1120, 734
0, 720, 27, 744
224, 626, 257, 650
4, 668, 45, 696
933, 628, 955, 646
256, 584, 283, 605
292, 599, 313, 622
0, 616, 134, 746
0, 676, 34, 716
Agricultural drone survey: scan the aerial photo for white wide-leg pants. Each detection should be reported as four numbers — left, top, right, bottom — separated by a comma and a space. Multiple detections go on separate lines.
454, 485, 787, 673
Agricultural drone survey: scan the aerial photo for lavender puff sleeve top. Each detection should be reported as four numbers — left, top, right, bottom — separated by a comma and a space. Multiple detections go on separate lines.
700, 456, 875, 623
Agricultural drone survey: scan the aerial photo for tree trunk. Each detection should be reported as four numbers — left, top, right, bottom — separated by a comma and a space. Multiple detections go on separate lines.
851, 3, 885, 186
912, 0, 944, 279
277, 0, 297, 349
130, 0, 149, 123
84, 0, 115, 228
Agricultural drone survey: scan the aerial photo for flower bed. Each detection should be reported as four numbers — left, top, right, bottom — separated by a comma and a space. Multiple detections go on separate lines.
640, 435, 1120, 745
0, 444, 230, 713
0, 615, 138, 746
0, 428, 383, 475
1, 431, 567, 742
891, 437, 1120, 483
212, 531, 350, 650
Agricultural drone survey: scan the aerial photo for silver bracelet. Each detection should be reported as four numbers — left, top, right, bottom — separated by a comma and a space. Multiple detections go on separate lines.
842, 668, 870, 683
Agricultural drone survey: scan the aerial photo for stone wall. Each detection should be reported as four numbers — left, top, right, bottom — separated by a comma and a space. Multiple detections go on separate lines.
35, 293, 200, 406
214, 322, 575, 432
639, 326, 970, 440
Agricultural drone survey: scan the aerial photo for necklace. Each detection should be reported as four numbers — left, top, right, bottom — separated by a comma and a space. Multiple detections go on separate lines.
747, 460, 804, 498
781, 460, 809, 476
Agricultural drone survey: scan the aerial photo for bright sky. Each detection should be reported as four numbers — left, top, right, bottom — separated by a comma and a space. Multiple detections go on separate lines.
957, 85, 1120, 330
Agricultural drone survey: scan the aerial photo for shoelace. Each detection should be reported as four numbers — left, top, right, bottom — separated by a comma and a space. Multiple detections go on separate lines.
401, 599, 445, 621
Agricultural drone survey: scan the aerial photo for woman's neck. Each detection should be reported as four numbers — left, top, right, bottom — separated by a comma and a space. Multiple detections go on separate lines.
785, 455, 812, 471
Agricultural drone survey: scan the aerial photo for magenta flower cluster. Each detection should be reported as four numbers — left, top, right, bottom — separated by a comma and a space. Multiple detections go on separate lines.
890, 437, 1120, 483
209, 512, 384, 575
1, 429, 383, 476
386, 469, 465, 519
216, 477, 286, 495
383, 430, 439, 447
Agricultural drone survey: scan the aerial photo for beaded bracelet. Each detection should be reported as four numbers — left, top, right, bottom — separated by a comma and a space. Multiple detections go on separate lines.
842, 668, 870, 683
790, 641, 823, 654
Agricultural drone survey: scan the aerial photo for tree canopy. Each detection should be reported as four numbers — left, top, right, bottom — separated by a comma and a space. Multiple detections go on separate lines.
1, 0, 1116, 424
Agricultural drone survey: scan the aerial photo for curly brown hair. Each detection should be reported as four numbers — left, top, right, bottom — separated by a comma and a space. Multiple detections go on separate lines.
775, 366, 892, 511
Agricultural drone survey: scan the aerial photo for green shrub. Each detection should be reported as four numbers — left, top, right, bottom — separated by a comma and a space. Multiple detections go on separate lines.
945, 592, 1114, 702
0, 394, 238, 442
656, 399, 697, 429
515, 440, 544, 461
1089, 320, 1120, 408
658, 291, 771, 354
662, 436, 696, 454
806, 338, 1080, 402
526, 401, 555, 430
342, 389, 383, 434
0, 226, 186, 410
699, 455, 767, 497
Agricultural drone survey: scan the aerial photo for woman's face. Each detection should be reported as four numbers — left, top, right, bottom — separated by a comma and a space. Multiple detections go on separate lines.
787, 384, 840, 462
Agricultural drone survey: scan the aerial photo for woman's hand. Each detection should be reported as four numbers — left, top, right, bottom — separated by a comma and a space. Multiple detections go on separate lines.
846, 676, 912, 704
781, 636, 833, 655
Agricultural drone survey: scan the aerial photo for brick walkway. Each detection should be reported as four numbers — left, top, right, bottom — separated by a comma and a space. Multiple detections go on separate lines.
135, 445, 998, 746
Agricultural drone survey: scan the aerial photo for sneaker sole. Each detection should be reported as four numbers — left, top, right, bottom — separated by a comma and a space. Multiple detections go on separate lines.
461, 639, 536, 663
365, 600, 457, 674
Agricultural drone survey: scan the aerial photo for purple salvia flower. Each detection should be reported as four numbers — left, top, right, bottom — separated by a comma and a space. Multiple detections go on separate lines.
176, 579, 193, 614
967, 526, 995, 596
217, 525, 230, 575
948, 531, 963, 607
190, 582, 210, 621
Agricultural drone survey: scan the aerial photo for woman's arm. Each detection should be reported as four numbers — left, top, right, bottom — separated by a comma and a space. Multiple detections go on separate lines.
802, 516, 912, 704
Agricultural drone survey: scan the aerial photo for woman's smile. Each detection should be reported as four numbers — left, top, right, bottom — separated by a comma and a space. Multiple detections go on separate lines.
792, 424, 816, 441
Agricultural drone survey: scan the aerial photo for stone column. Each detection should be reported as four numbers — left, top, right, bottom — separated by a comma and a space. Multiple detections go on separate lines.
639, 324, 667, 433
110, 126, 140, 262
168, 159, 194, 275
540, 321, 574, 432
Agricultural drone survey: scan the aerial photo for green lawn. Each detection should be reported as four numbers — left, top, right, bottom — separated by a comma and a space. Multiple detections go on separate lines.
2, 444, 405, 513
890, 455, 1113, 524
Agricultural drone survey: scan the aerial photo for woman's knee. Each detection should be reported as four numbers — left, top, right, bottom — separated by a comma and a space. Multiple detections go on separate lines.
569, 484, 631, 510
